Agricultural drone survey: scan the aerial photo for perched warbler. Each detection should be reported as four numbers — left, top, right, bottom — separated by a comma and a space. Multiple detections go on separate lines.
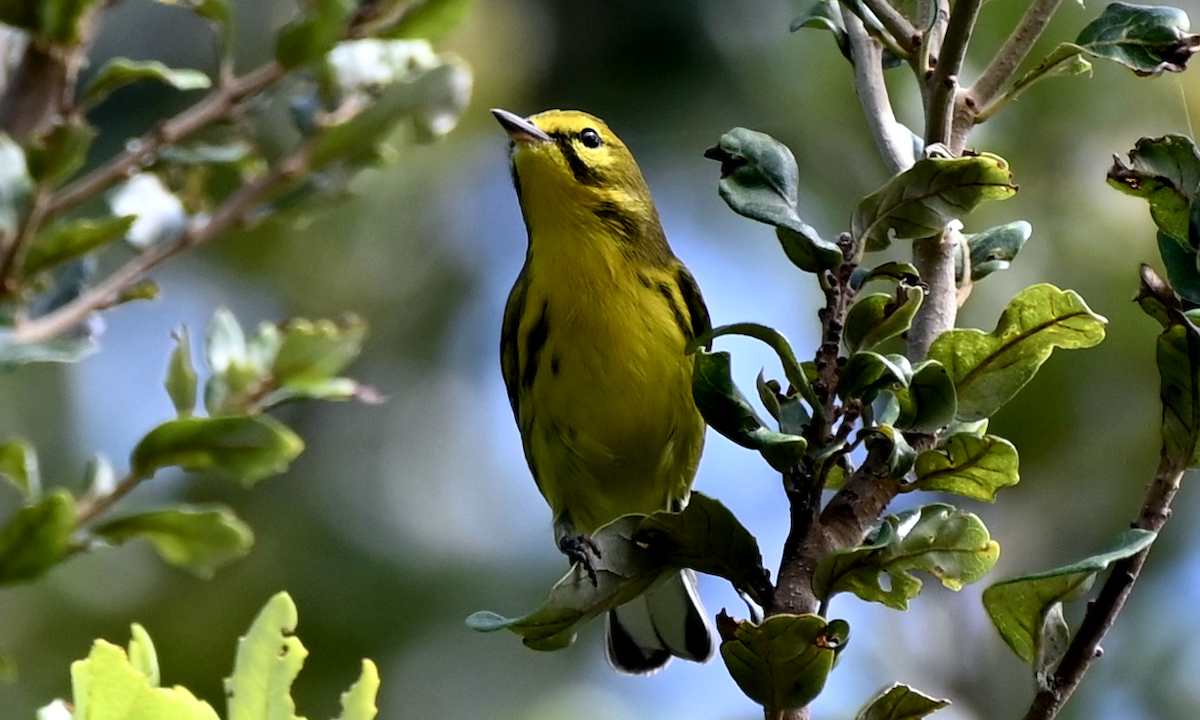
493, 108, 716, 674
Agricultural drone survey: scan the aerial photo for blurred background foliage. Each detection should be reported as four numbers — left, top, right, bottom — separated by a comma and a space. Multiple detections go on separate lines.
2, 0, 1200, 718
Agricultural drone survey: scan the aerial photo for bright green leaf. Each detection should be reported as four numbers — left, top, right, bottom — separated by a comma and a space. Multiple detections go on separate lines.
127, 623, 160, 687
912, 433, 1019, 500
82, 58, 210, 109
0, 437, 40, 500
814, 504, 1000, 609
466, 516, 670, 651
38, 0, 105, 43
166, 327, 198, 417
0, 491, 73, 585
856, 683, 951, 720
704, 128, 842, 272
385, 0, 475, 39
271, 315, 366, 388
130, 415, 304, 487
851, 153, 1017, 252
720, 613, 848, 711
92, 506, 254, 579
1075, 2, 1200, 75
927, 284, 1106, 421
636, 493, 772, 607
333, 660, 380, 720
691, 349, 808, 472
72, 639, 220, 720
22, 215, 136, 277
226, 592, 307, 720
983, 529, 1155, 676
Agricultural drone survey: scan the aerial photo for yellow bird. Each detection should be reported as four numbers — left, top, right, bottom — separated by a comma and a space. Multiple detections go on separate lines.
493, 107, 715, 673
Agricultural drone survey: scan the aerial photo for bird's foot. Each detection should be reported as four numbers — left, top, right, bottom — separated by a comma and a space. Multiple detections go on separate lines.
559, 534, 601, 586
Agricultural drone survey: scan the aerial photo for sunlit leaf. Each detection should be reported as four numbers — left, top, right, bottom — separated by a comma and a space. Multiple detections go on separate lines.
912, 433, 1019, 500
719, 613, 848, 711
130, 416, 304, 487
385, 0, 475, 39
127, 623, 160, 687
225, 593, 306, 720
856, 683, 951, 720
92, 506, 254, 579
927, 284, 1106, 421
333, 660, 380, 720
72, 640, 220, 720
82, 58, 211, 108
0, 437, 40, 500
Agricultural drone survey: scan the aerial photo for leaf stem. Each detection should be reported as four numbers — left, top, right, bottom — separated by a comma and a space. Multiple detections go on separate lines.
1021, 452, 1184, 719
966, 0, 1066, 120
74, 469, 147, 527
842, 6, 916, 174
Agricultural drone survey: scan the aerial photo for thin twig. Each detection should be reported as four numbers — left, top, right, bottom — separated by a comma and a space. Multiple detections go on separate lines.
12, 143, 311, 345
841, 6, 916, 174
74, 469, 146, 527
966, 0, 1065, 115
46, 62, 285, 218
924, 0, 983, 148
858, 0, 922, 54
0, 185, 51, 292
1021, 452, 1184, 720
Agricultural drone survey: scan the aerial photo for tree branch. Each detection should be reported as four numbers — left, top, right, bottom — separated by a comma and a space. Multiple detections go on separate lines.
842, 7, 917, 173
924, 0, 982, 148
857, 0, 922, 55
965, 0, 1065, 114
1022, 451, 1184, 720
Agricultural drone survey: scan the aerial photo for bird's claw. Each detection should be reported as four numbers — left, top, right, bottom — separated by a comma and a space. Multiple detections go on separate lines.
559, 534, 601, 586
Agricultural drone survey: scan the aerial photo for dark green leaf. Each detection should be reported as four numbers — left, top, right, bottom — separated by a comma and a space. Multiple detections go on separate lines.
25, 115, 96, 187
692, 322, 820, 417
704, 128, 841, 272
130, 415, 304, 487
92, 506, 253, 579
22, 215, 136, 277
983, 529, 1155, 677
385, 0, 475, 39
38, 0, 104, 43
1107, 134, 1200, 243
0, 438, 39, 501
691, 349, 808, 472
466, 516, 668, 650
275, 0, 356, 69
0, 0, 38, 31
0, 491, 74, 585
912, 433, 1019, 500
756, 371, 810, 436
1156, 321, 1200, 467
850, 261, 921, 291
851, 153, 1017, 252
856, 683, 951, 720
1075, 2, 1200, 75
892, 360, 958, 432
813, 504, 1000, 610
636, 493, 772, 606
958, 221, 1031, 281
1156, 231, 1200, 305
927, 284, 1106, 420
166, 327, 198, 417
843, 286, 924, 353
720, 613, 847, 711
840, 351, 911, 405
861, 424, 916, 479
82, 58, 210, 108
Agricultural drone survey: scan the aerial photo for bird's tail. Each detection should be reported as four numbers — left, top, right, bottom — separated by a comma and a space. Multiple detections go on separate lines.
605, 568, 715, 674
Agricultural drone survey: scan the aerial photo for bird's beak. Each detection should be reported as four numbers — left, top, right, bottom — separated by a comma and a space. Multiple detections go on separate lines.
492, 108, 551, 144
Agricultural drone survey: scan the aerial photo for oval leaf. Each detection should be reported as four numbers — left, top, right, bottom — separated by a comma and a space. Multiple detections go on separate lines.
843, 286, 924, 353
852, 153, 1017, 252
0, 490, 74, 585
0, 437, 40, 500
92, 506, 254, 579
927, 284, 1107, 421
912, 433, 1019, 500
130, 415, 304, 487
1075, 2, 1200, 75
1107, 134, 1200, 244
856, 683, 951, 720
719, 613, 847, 711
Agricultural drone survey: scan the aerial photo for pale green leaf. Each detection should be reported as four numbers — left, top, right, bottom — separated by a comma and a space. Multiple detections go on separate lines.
130, 416, 304, 487
92, 506, 254, 579
226, 592, 307, 720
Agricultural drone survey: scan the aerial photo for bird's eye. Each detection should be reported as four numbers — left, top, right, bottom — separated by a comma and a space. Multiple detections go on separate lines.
579, 129, 602, 148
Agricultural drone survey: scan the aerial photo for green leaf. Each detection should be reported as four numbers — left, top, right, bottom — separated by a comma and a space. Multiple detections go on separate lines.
1075, 2, 1200, 75
130, 415, 304, 487
692, 322, 821, 418
1001, 44, 1094, 111
958, 221, 1031, 281
791, 0, 849, 59
636, 493, 772, 607
813, 504, 1000, 610
0, 490, 74, 585
22, 215, 136, 277
856, 683, 951, 720
691, 349, 808, 472
92, 506, 254, 579
466, 516, 669, 651
334, 660, 381, 720
756, 371, 811, 436
892, 360, 958, 432
912, 433, 1019, 500
851, 153, 1017, 252
271, 315, 366, 390
166, 327, 198, 417
1156, 320, 1200, 467
840, 351, 911, 405
0, 437, 40, 500
861, 424, 917, 479
704, 128, 842, 272
275, 0, 356, 69
849, 261, 921, 291
72, 639, 220, 720
0, 133, 33, 237
843, 286, 924, 353
82, 59, 210, 108
127, 623, 160, 687
983, 529, 1155, 677
38, 0, 105, 43
385, 0, 475, 39
25, 115, 97, 187
225, 592, 306, 720
719, 613, 848, 711
1108, 134, 1200, 244
927, 284, 1107, 421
